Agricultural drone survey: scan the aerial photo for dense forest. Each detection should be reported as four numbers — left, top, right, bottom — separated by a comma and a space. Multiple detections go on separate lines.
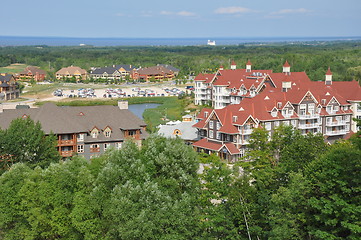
0, 118, 360, 239
1, 41, 361, 82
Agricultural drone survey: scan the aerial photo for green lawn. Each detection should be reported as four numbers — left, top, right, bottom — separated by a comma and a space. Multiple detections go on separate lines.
0, 64, 27, 74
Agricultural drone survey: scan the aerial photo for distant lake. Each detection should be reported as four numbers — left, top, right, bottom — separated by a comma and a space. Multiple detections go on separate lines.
1, 36, 361, 46
128, 103, 160, 119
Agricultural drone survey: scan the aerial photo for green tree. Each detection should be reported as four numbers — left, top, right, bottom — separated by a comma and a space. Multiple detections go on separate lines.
0, 117, 59, 171
305, 142, 361, 239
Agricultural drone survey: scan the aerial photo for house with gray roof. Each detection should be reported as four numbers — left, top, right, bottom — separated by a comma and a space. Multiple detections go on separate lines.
0, 101, 148, 159
157, 115, 198, 144
90, 64, 136, 80
157, 64, 180, 76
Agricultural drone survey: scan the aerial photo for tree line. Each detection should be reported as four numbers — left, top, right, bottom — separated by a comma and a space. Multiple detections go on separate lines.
1, 41, 361, 82
0, 117, 360, 239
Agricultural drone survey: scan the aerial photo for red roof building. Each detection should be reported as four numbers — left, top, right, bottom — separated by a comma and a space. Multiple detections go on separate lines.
193, 65, 361, 162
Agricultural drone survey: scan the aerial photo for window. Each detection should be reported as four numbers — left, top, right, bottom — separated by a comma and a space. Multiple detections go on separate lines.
216, 122, 221, 130
116, 142, 122, 150
291, 120, 297, 126
233, 116, 238, 122
265, 122, 271, 130
77, 145, 84, 153
104, 143, 110, 151
104, 127, 112, 137
274, 121, 280, 127
204, 111, 208, 118
209, 121, 213, 129
300, 104, 306, 109
326, 105, 332, 113
334, 106, 339, 112
209, 130, 214, 138
217, 132, 221, 140
308, 103, 315, 115
271, 110, 277, 117
77, 134, 84, 142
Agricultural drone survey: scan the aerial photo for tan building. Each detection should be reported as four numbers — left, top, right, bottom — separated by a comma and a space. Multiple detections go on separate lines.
56, 66, 88, 80
0, 74, 20, 100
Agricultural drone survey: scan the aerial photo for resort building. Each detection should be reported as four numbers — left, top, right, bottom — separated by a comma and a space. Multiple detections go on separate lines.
55, 66, 88, 80
17, 66, 46, 81
0, 101, 148, 159
193, 63, 361, 162
131, 65, 175, 82
90, 65, 135, 80
0, 74, 20, 100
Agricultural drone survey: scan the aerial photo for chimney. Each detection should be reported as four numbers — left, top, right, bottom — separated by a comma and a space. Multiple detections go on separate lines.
231, 60, 236, 70
325, 67, 332, 85
283, 60, 291, 75
246, 60, 252, 72
118, 100, 128, 110
219, 65, 224, 70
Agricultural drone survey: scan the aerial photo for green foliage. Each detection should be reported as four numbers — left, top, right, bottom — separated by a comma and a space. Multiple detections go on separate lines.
1, 41, 361, 81
305, 142, 361, 239
0, 130, 359, 239
0, 118, 60, 172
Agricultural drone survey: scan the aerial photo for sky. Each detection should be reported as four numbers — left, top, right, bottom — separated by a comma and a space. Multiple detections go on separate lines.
1, 0, 360, 38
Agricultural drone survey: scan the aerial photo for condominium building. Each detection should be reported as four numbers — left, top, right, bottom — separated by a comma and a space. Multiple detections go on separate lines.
193, 64, 361, 162
0, 101, 148, 159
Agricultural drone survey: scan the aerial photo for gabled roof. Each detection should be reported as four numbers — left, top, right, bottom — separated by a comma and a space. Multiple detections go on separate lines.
194, 73, 214, 83
19, 66, 46, 75
56, 66, 87, 75
0, 103, 147, 141
193, 138, 240, 155
91, 66, 120, 75
137, 66, 173, 75
157, 64, 180, 72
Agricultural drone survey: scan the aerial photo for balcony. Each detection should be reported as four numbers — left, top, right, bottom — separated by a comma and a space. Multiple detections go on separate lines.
59, 139, 75, 146
242, 140, 250, 145
298, 114, 319, 119
325, 130, 348, 136
242, 129, 253, 135
298, 123, 320, 129
60, 151, 73, 157
90, 147, 100, 153
325, 120, 348, 127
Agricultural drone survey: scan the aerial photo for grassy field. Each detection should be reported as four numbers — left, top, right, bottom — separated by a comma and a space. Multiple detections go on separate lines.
0, 63, 27, 74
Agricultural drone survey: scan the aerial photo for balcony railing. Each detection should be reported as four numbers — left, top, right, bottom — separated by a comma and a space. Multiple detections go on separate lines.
90, 147, 100, 153
325, 120, 348, 127
242, 129, 253, 135
298, 123, 320, 129
325, 130, 348, 136
60, 151, 73, 157
59, 139, 75, 146
298, 114, 319, 119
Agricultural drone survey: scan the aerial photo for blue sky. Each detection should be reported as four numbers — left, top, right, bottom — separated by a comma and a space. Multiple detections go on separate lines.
1, 0, 360, 38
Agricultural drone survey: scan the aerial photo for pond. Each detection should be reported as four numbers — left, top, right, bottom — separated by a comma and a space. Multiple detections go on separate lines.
128, 103, 161, 119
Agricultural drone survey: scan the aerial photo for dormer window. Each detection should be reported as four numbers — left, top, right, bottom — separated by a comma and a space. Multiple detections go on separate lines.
104, 127, 112, 138
277, 102, 282, 108
204, 111, 208, 118
233, 116, 238, 122
91, 128, 99, 138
